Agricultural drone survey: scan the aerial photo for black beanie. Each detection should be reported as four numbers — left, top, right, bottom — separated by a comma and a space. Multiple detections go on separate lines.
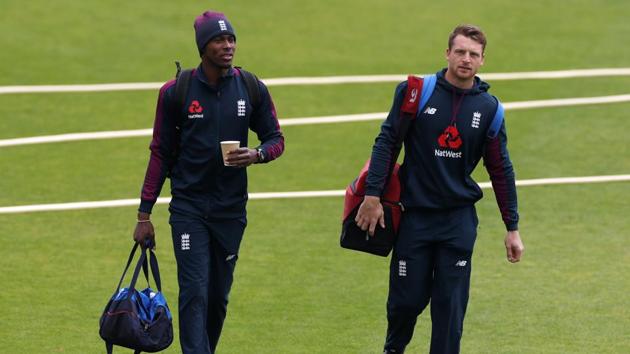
194, 11, 236, 55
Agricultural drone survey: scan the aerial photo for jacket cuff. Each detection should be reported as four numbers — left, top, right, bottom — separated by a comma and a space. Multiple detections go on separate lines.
364, 188, 382, 197
138, 199, 155, 214
506, 222, 519, 231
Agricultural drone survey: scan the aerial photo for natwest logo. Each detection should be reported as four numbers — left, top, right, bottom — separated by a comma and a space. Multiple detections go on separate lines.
435, 125, 463, 159
188, 100, 203, 113
435, 149, 462, 158
437, 125, 462, 149
188, 100, 204, 119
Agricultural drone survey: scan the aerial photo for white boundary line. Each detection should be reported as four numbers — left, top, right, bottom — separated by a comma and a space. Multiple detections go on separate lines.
2, 68, 630, 94
0, 129, 154, 147
2, 93, 630, 148
1, 175, 628, 214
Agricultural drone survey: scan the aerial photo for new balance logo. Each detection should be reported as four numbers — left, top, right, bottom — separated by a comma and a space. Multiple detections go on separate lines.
455, 260, 467, 267
424, 107, 437, 115
226, 254, 236, 261
398, 260, 407, 277
218, 20, 227, 31
180, 233, 190, 251
237, 99, 246, 117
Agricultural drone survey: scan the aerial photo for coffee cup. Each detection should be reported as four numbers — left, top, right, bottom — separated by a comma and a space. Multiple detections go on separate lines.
220, 141, 240, 166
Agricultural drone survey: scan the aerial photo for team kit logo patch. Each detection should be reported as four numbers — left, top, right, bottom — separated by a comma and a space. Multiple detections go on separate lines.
435, 125, 463, 159
188, 100, 204, 119
237, 99, 246, 117
471, 111, 481, 128
180, 233, 190, 251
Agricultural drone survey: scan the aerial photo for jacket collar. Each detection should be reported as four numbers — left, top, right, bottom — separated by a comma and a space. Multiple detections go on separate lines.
195, 64, 235, 88
436, 68, 490, 94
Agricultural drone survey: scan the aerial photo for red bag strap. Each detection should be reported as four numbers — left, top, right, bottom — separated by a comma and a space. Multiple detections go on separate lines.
401, 75, 424, 116
381, 75, 425, 191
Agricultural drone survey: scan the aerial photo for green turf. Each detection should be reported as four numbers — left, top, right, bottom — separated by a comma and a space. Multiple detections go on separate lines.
2, 101, 630, 206
1, 0, 630, 84
1, 0, 629, 353
0, 183, 628, 353
3, 76, 630, 140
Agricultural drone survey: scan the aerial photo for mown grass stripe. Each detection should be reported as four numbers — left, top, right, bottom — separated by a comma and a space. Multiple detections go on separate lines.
2, 94, 630, 147
1, 68, 630, 94
1, 174, 628, 214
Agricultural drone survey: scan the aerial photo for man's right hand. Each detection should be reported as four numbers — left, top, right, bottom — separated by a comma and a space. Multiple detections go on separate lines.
354, 195, 385, 237
133, 212, 155, 248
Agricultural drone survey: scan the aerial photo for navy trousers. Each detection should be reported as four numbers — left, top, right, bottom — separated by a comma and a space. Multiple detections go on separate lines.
384, 206, 478, 354
169, 212, 246, 354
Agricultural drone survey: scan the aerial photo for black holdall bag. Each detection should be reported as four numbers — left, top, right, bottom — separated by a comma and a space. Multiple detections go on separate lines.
340, 159, 404, 256
340, 74, 437, 257
99, 241, 173, 354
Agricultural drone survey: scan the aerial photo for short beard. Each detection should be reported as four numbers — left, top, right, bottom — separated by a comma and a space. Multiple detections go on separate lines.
211, 60, 232, 70
202, 54, 232, 70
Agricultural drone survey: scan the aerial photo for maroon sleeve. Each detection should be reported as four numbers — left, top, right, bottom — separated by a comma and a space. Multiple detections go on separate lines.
249, 81, 284, 162
483, 121, 519, 230
139, 80, 178, 213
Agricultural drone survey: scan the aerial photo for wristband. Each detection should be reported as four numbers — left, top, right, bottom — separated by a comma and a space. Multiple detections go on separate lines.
137, 219, 151, 223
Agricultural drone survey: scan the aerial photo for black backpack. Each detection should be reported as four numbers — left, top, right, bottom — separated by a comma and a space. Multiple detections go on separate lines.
173, 61, 262, 113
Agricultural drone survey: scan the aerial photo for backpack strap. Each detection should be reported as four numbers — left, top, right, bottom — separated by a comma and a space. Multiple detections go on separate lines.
400, 75, 423, 116
235, 66, 262, 110
396, 75, 423, 146
418, 74, 437, 113
174, 61, 193, 115
384, 74, 437, 184
487, 97, 505, 138
394, 74, 437, 148
173, 63, 262, 113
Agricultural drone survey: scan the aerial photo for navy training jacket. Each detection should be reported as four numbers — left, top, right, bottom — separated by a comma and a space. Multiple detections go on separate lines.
366, 69, 518, 231
139, 65, 284, 219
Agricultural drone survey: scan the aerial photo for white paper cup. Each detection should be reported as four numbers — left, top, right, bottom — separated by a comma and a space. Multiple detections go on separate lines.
220, 141, 240, 166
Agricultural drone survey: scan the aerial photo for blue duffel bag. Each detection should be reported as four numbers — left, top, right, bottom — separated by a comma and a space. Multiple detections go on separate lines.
99, 241, 173, 353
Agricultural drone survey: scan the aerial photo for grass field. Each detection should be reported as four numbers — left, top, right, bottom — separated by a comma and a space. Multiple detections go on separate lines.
1, 0, 629, 353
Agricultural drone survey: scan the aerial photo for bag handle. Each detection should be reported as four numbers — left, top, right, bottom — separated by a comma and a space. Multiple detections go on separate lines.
113, 242, 140, 292
131, 247, 163, 293
130, 243, 164, 293
115, 241, 163, 294
147, 247, 163, 292
128, 245, 148, 293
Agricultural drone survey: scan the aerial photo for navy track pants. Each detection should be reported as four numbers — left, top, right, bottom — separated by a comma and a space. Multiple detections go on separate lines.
384, 206, 478, 354
169, 213, 246, 354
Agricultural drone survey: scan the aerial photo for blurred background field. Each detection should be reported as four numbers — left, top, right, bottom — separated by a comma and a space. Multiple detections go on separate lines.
0, 0, 629, 353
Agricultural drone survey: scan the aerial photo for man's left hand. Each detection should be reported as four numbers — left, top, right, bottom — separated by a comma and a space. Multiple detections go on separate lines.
504, 230, 524, 263
225, 147, 258, 167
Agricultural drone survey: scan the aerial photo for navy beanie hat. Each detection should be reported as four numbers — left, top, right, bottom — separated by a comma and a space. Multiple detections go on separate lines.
194, 11, 236, 55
